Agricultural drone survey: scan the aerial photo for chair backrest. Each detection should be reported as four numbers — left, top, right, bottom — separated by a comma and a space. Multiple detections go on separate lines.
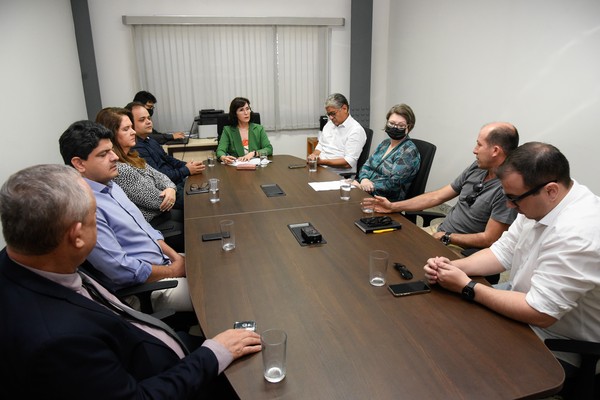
356, 127, 374, 174
216, 112, 261, 143
337, 125, 373, 179
405, 138, 437, 199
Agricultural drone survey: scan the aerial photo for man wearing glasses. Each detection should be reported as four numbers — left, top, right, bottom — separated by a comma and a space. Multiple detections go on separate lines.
424, 142, 600, 396
308, 93, 367, 173
366, 122, 519, 253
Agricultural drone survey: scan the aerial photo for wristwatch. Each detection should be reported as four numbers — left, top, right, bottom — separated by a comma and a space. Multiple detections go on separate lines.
461, 281, 477, 302
441, 232, 452, 246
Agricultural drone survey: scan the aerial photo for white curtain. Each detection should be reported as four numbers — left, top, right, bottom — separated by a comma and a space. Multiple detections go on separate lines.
132, 24, 329, 132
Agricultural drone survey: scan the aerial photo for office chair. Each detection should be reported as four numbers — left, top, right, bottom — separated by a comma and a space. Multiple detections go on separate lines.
402, 138, 439, 224
544, 338, 600, 400
339, 126, 374, 180
216, 112, 261, 144
78, 260, 177, 320
401, 139, 499, 283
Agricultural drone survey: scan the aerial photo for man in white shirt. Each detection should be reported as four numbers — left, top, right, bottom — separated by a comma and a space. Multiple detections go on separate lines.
308, 93, 366, 174
423, 142, 600, 393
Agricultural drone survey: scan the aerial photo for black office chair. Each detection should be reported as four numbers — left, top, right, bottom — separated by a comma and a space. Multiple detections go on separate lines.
79, 260, 177, 319
544, 338, 600, 400
402, 138, 439, 225
216, 112, 261, 144
339, 126, 374, 180
401, 139, 499, 283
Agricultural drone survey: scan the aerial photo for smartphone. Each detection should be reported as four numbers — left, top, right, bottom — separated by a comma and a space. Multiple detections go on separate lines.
233, 320, 257, 331
201, 232, 229, 241
288, 164, 306, 169
388, 281, 431, 297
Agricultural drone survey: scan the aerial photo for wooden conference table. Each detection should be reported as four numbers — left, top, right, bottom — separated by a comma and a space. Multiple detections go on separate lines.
184, 155, 563, 399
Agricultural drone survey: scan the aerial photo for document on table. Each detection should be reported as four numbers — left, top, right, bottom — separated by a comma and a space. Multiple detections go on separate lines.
308, 180, 351, 191
230, 158, 271, 166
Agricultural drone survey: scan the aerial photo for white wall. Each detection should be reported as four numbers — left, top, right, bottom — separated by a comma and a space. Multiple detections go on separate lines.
87, 0, 353, 159
371, 0, 600, 195
0, 0, 88, 248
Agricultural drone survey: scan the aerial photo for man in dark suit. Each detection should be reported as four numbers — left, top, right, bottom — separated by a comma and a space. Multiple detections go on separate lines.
0, 164, 261, 399
133, 90, 187, 144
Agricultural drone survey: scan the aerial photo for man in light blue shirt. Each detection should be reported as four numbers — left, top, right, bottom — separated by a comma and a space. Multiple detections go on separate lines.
59, 120, 193, 312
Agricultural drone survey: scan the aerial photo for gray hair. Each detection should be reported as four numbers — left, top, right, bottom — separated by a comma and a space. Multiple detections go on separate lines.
0, 164, 91, 255
324, 93, 349, 109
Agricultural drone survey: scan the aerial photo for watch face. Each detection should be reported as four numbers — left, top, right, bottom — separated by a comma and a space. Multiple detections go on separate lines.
441, 233, 451, 245
462, 282, 476, 301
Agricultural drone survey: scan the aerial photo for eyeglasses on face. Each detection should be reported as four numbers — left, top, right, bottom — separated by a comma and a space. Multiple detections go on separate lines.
464, 182, 484, 207
386, 121, 408, 130
327, 108, 343, 118
505, 180, 556, 206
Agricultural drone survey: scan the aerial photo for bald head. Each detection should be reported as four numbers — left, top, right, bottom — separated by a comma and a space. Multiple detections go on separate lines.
481, 122, 519, 157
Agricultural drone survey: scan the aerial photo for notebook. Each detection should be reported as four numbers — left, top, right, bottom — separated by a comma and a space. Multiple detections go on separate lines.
354, 216, 402, 233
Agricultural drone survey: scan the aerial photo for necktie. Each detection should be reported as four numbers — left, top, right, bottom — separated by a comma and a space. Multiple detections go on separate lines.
78, 272, 189, 355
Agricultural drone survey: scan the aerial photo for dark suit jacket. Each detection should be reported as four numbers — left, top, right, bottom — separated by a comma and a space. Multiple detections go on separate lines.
0, 248, 218, 399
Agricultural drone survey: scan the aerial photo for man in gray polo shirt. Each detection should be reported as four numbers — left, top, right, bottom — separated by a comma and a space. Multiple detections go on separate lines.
366, 122, 519, 251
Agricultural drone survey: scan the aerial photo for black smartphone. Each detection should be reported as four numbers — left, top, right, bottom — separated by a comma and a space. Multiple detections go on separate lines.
388, 281, 431, 297
201, 232, 229, 241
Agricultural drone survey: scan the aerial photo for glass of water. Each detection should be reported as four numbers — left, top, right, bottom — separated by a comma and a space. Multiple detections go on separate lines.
259, 150, 268, 167
262, 329, 287, 383
339, 179, 352, 200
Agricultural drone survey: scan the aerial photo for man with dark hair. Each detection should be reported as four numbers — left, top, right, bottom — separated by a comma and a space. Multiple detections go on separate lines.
0, 163, 260, 398
133, 90, 186, 144
126, 101, 205, 199
59, 120, 193, 313
308, 93, 367, 173
366, 122, 519, 251
424, 142, 600, 395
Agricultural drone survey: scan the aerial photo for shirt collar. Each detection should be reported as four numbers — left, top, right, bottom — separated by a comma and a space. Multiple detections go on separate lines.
83, 177, 113, 195
536, 180, 576, 227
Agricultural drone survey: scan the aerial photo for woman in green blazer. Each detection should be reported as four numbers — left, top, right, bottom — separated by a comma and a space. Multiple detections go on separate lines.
217, 97, 273, 164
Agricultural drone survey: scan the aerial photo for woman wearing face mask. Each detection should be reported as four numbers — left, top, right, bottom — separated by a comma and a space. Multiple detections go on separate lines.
352, 104, 421, 201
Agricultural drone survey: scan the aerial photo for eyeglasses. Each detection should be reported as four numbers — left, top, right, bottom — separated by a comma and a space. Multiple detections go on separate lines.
464, 182, 484, 207
145, 103, 155, 110
505, 180, 556, 206
326, 108, 342, 118
386, 122, 408, 130
190, 182, 209, 192
360, 216, 392, 227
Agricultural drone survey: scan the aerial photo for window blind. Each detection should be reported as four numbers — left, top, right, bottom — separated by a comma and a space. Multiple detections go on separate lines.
131, 24, 330, 132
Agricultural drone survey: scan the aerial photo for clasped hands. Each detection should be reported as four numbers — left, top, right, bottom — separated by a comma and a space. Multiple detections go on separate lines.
352, 178, 374, 193
159, 188, 177, 212
423, 256, 470, 292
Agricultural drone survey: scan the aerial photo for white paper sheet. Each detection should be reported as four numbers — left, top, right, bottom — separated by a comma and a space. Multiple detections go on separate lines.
308, 180, 351, 191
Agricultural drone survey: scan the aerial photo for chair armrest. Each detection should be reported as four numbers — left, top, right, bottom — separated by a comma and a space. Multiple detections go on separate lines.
545, 338, 600, 399
116, 280, 178, 298
545, 339, 600, 356
403, 210, 446, 227
116, 280, 179, 314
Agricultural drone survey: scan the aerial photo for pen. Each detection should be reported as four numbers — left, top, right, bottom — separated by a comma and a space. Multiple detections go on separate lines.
373, 228, 396, 234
